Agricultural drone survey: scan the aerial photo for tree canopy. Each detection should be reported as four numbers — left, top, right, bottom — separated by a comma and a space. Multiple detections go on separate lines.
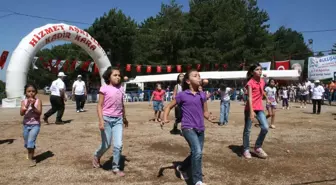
28, 0, 313, 88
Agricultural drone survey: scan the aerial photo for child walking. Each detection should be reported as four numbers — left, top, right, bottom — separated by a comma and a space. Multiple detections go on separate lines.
170, 73, 184, 134
150, 83, 165, 122
282, 86, 289, 109
219, 84, 232, 125
311, 80, 325, 114
264, 78, 277, 129
243, 64, 269, 159
92, 67, 128, 177
20, 84, 43, 167
162, 69, 212, 185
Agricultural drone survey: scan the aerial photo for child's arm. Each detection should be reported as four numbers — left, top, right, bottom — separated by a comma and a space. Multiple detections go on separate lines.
31, 99, 42, 115
247, 85, 255, 121
97, 93, 105, 130
162, 100, 177, 123
122, 102, 128, 128
203, 101, 212, 120
172, 85, 178, 100
20, 101, 29, 116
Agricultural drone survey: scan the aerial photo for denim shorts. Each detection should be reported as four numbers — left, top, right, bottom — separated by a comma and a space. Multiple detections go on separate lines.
153, 100, 163, 111
23, 124, 40, 149
266, 104, 277, 110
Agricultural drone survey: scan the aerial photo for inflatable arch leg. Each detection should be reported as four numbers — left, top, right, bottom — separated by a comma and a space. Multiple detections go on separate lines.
3, 23, 111, 108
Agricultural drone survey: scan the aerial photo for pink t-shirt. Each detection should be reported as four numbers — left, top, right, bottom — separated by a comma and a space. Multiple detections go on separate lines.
100, 85, 124, 117
23, 99, 40, 125
244, 78, 265, 111
152, 90, 165, 101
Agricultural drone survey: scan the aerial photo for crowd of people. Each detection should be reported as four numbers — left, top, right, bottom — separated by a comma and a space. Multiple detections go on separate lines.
19, 64, 335, 185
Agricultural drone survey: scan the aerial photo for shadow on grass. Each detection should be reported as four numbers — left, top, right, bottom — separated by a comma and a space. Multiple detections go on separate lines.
0, 139, 15, 145
34, 150, 54, 163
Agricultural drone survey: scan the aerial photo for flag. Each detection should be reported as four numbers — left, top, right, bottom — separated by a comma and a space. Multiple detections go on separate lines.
0, 51, 9, 69
259, 62, 271, 70
167, 65, 172, 73
214, 63, 219, 70
176, 65, 182, 73
75, 61, 82, 69
88, 62, 95, 72
186, 64, 192, 71
136, 65, 141, 73
81, 61, 91, 71
275, 60, 290, 70
43, 59, 51, 71
196, 64, 201, 71
126, 64, 131, 72
223, 64, 228, 70
94, 64, 99, 75
146, 65, 152, 73
58, 60, 66, 70
32, 57, 39, 70
290, 60, 304, 75
70, 60, 77, 71
156, 65, 162, 73
63, 60, 69, 72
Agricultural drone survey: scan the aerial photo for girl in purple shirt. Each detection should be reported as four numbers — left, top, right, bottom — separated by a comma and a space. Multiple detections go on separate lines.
20, 84, 42, 167
163, 69, 212, 185
92, 67, 129, 177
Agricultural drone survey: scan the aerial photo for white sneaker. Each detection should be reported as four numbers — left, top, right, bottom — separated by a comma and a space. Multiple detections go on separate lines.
300, 106, 303, 108
80, 109, 84, 112
282, 107, 285, 110
76, 110, 80, 113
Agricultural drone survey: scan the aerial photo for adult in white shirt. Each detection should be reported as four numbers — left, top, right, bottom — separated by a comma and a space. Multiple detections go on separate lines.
43, 72, 67, 124
218, 84, 232, 125
72, 75, 87, 112
311, 80, 325, 114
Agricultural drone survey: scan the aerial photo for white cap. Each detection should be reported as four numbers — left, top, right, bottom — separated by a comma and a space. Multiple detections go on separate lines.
58, 72, 66, 77
314, 80, 320, 83
77, 75, 82, 78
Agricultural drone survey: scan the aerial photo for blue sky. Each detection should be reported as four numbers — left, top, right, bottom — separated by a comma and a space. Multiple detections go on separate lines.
1, 0, 336, 82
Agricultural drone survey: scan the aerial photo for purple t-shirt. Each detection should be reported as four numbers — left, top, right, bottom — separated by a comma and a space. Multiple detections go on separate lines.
175, 90, 206, 131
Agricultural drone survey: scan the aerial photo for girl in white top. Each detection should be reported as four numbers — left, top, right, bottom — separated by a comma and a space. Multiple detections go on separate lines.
170, 73, 184, 134
218, 84, 232, 125
264, 79, 277, 129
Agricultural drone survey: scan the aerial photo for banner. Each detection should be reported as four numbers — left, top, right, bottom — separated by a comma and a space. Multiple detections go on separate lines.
275, 60, 290, 70
308, 55, 336, 80
290, 60, 304, 75
0, 51, 9, 69
259, 62, 271, 70
32, 57, 39, 69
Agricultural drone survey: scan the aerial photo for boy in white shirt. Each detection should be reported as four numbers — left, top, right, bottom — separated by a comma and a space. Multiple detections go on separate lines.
311, 80, 324, 114
72, 75, 87, 112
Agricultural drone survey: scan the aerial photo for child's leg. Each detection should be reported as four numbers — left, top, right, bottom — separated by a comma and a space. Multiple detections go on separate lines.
219, 101, 224, 124
266, 107, 272, 119
224, 101, 230, 123
111, 117, 123, 172
181, 129, 204, 184
243, 111, 253, 151
94, 117, 112, 159
271, 107, 276, 127
173, 106, 181, 130
255, 111, 269, 149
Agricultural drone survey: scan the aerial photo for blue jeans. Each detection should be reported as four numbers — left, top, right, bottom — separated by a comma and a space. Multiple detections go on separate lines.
220, 100, 230, 124
180, 129, 204, 184
23, 124, 40, 149
243, 111, 269, 151
94, 116, 123, 170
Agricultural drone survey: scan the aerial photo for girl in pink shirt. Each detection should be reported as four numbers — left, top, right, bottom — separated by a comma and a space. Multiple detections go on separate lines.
92, 67, 128, 177
20, 84, 42, 167
243, 64, 269, 159
150, 83, 165, 122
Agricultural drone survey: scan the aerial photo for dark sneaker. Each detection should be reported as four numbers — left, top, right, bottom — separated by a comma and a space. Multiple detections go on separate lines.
43, 116, 49, 124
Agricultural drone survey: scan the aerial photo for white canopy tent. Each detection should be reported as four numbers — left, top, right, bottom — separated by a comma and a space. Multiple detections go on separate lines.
126, 70, 300, 84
